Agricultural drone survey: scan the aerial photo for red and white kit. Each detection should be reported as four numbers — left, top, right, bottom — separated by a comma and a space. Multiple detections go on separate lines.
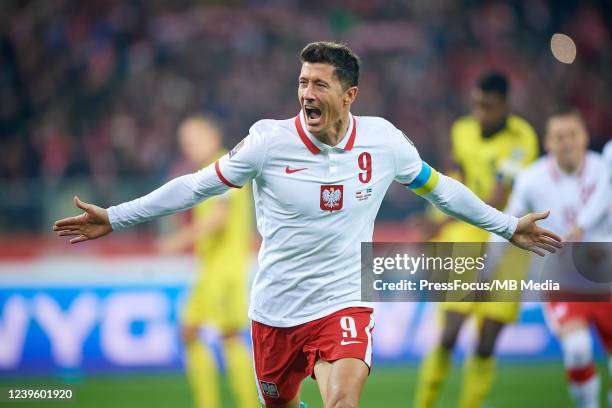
505, 152, 612, 344
108, 111, 518, 405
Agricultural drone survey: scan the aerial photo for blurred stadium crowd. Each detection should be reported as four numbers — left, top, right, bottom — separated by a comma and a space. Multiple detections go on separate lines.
1, 0, 611, 230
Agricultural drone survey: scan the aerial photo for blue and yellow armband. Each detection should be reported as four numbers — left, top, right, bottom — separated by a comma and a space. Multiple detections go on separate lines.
407, 161, 439, 196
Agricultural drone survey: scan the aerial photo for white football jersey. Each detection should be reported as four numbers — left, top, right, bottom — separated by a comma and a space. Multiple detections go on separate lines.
108, 111, 517, 328
216, 113, 422, 326
506, 152, 611, 240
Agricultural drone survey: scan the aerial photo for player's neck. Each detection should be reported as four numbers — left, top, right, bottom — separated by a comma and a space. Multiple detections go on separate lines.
556, 155, 584, 174
481, 116, 507, 138
312, 113, 350, 147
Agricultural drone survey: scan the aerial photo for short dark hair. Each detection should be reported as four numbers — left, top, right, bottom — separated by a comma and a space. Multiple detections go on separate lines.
300, 41, 360, 89
547, 105, 586, 127
477, 71, 509, 98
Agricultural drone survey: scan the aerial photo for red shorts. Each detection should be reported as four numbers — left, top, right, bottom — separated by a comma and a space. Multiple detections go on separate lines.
546, 302, 612, 350
251, 307, 374, 406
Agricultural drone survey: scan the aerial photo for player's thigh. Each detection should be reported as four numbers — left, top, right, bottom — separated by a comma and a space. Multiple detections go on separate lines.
180, 322, 200, 344
557, 322, 593, 369
313, 360, 332, 403
316, 358, 368, 408
544, 302, 590, 338
181, 281, 208, 340
552, 303, 590, 337
476, 317, 506, 357
438, 307, 468, 349
559, 318, 589, 336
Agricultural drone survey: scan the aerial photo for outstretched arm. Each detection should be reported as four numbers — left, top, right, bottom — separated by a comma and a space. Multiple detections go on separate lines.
53, 163, 230, 244
387, 124, 561, 256
407, 162, 562, 256
54, 123, 267, 244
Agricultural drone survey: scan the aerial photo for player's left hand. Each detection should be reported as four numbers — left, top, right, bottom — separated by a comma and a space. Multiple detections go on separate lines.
509, 211, 563, 256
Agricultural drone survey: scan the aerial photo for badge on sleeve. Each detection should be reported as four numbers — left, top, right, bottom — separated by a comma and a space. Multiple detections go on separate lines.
229, 138, 246, 158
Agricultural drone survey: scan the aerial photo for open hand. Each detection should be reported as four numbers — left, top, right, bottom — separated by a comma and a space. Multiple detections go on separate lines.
509, 211, 562, 256
53, 196, 113, 244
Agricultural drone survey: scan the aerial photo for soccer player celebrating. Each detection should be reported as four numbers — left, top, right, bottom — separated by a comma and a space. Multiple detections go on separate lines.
503, 108, 611, 408
414, 72, 539, 408
156, 116, 258, 408
53, 42, 561, 408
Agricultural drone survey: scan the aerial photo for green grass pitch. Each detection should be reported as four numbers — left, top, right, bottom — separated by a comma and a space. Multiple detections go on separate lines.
2, 360, 609, 407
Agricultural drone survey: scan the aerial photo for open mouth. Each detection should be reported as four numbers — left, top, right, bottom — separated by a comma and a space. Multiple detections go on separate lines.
304, 106, 322, 122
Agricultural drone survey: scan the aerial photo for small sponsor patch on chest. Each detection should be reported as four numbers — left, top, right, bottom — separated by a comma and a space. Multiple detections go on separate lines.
355, 187, 372, 201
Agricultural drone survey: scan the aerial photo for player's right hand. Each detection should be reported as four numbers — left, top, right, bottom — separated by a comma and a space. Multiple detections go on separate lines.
53, 196, 113, 244
509, 211, 563, 256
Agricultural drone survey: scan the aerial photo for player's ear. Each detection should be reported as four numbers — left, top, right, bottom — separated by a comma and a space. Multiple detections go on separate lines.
344, 86, 358, 105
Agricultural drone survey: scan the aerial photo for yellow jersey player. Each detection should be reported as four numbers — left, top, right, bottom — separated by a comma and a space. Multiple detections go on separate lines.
157, 116, 258, 408
415, 72, 539, 408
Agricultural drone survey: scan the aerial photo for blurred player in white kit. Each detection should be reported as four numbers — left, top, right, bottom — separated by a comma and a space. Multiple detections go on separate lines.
504, 107, 611, 408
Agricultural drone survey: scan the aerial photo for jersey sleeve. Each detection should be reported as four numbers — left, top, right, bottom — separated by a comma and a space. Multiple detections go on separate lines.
389, 125, 423, 184
107, 122, 267, 230
409, 168, 518, 240
107, 163, 231, 230
215, 122, 268, 188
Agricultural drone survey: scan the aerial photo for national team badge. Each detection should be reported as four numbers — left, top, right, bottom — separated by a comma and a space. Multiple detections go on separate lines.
320, 185, 344, 211
260, 381, 279, 398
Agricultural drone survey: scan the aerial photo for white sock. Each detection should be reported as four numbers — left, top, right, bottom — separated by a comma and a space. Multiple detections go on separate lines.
569, 374, 600, 408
